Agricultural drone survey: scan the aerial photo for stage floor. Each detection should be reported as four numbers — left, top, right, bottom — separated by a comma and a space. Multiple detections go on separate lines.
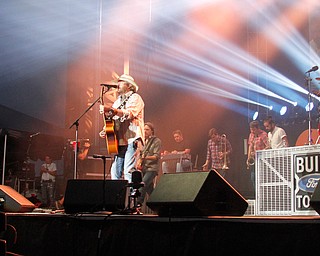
2, 210, 320, 256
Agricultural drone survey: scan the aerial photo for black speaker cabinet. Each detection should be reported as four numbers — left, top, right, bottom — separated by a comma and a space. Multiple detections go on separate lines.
310, 181, 320, 215
64, 179, 128, 214
0, 185, 35, 212
146, 170, 248, 216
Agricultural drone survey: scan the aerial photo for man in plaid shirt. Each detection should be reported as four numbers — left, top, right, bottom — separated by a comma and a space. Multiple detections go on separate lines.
202, 128, 232, 178
246, 120, 270, 193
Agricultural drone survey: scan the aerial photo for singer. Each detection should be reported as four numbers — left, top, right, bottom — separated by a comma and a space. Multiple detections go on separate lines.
99, 74, 145, 185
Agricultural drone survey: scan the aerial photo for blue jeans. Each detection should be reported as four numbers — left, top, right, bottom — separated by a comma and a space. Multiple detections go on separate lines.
110, 156, 124, 180
111, 142, 137, 183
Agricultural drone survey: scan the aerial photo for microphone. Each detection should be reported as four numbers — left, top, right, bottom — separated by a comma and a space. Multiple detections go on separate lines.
100, 84, 118, 89
30, 132, 40, 138
305, 66, 319, 73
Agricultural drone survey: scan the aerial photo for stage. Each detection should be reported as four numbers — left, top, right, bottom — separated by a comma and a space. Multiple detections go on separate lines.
3, 210, 320, 256
2, 168, 320, 256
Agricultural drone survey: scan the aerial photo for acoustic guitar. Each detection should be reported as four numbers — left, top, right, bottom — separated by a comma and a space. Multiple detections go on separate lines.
100, 87, 118, 154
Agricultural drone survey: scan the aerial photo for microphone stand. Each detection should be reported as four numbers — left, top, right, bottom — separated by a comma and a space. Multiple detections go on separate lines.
21, 135, 36, 196
92, 155, 112, 211
305, 66, 319, 145
306, 73, 312, 145
69, 120, 79, 179
69, 90, 109, 179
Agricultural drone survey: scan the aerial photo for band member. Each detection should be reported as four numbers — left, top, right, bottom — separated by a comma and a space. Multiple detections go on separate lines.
136, 122, 162, 209
161, 130, 192, 173
202, 128, 232, 178
56, 139, 91, 210
263, 116, 289, 148
247, 121, 269, 192
77, 139, 91, 178
99, 74, 144, 183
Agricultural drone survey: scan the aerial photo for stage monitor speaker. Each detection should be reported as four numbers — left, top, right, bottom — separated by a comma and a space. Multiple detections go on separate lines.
146, 170, 248, 216
310, 181, 320, 215
0, 185, 35, 212
64, 179, 128, 214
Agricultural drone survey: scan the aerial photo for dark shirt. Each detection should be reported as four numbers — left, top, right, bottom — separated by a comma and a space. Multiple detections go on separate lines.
169, 139, 191, 153
141, 136, 162, 172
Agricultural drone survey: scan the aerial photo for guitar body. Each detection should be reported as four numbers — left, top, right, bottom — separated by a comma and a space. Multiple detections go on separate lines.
100, 86, 118, 154
104, 115, 118, 154
136, 157, 144, 170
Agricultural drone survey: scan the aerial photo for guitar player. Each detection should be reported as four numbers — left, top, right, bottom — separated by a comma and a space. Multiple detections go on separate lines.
99, 74, 145, 184
136, 122, 162, 209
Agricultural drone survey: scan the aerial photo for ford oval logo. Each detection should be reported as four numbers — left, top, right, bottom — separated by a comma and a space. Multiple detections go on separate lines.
298, 174, 320, 193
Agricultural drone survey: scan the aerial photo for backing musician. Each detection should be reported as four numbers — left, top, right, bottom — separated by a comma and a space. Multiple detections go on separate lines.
246, 121, 269, 193
161, 129, 192, 173
202, 128, 232, 178
136, 122, 162, 210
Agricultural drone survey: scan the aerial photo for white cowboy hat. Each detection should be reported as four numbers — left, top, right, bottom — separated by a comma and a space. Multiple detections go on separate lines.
117, 74, 139, 92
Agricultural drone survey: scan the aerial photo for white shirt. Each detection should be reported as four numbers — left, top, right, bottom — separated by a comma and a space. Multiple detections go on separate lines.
268, 126, 287, 149
41, 162, 57, 181
112, 92, 145, 145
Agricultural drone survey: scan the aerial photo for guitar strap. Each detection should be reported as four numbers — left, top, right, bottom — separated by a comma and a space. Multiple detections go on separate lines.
116, 92, 134, 110
114, 92, 135, 130
142, 136, 156, 157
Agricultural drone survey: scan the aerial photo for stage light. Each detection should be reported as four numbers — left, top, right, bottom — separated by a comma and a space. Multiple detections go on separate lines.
305, 102, 314, 112
252, 111, 259, 120
279, 106, 287, 116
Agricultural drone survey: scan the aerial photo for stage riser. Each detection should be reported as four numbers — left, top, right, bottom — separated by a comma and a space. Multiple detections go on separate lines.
4, 214, 320, 256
